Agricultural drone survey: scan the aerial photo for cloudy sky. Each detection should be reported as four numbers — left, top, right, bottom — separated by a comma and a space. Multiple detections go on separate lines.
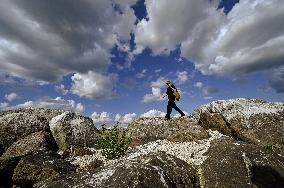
0, 0, 283, 126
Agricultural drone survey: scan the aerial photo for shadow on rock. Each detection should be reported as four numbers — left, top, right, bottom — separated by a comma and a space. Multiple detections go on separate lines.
251, 165, 284, 188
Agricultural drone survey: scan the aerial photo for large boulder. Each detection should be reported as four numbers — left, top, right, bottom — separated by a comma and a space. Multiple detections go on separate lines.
197, 112, 244, 141
1, 131, 57, 159
199, 137, 284, 188
12, 152, 75, 187
49, 112, 99, 153
193, 98, 284, 154
40, 152, 200, 188
0, 156, 22, 188
0, 108, 63, 153
0, 130, 58, 187
127, 117, 209, 145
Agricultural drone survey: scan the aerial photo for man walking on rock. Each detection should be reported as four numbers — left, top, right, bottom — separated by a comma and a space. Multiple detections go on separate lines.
162, 80, 185, 119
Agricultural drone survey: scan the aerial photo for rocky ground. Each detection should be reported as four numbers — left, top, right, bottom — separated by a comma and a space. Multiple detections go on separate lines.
0, 98, 283, 188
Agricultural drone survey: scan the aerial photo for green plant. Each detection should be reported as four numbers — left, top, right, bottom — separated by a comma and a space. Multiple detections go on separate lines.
98, 123, 131, 160
265, 144, 274, 151
265, 144, 278, 151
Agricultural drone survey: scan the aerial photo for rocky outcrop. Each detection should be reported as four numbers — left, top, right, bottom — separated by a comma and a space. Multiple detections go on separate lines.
0, 108, 62, 153
13, 152, 75, 187
127, 117, 209, 145
199, 137, 284, 188
0, 98, 283, 187
49, 112, 99, 153
0, 156, 22, 188
1, 131, 57, 159
40, 152, 200, 188
193, 98, 284, 155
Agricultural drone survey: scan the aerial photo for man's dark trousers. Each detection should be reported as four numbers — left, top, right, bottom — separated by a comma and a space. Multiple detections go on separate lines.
166, 100, 185, 119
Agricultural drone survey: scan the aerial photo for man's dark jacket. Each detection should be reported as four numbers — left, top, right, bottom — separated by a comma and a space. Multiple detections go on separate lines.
166, 84, 176, 101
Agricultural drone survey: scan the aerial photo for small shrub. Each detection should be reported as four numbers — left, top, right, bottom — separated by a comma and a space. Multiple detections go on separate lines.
265, 144, 279, 151
98, 123, 131, 160
265, 144, 274, 151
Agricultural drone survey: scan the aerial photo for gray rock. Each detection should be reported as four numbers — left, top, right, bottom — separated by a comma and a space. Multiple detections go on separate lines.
192, 98, 284, 123
193, 98, 284, 155
1, 131, 57, 159
127, 117, 209, 145
12, 152, 75, 187
1, 99, 283, 188
105, 152, 200, 188
49, 112, 99, 153
0, 108, 63, 153
0, 156, 22, 188
198, 112, 242, 140
40, 152, 200, 188
199, 137, 284, 188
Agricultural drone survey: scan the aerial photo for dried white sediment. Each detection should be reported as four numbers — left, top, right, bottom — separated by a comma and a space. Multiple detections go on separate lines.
70, 130, 226, 170
49, 111, 69, 131
116, 130, 225, 166
192, 98, 284, 128
194, 98, 283, 119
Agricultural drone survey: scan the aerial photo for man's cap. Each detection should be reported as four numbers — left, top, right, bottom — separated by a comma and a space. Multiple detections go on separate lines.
165, 80, 171, 84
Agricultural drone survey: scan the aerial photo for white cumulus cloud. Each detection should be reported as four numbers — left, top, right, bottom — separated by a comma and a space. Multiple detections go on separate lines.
142, 77, 166, 103
115, 113, 137, 125
0, 102, 9, 110
143, 87, 164, 103
177, 71, 188, 84
71, 71, 118, 99
134, 0, 218, 55
91, 112, 112, 126
0, 0, 137, 83
136, 69, 147, 78
140, 109, 166, 118
5, 92, 18, 101
55, 84, 68, 95
194, 82, 204, 89
134, 0, 284, 92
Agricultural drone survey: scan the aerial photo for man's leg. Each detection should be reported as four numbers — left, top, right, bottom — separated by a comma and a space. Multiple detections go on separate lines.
165, 101, 173, 119
173, 102, 185, 116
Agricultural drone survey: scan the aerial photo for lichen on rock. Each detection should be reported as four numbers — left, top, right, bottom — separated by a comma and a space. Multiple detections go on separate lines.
12, 152, 75, 187
0, 108, 62, 152
1, 131, 57, 159
193, 98, 284, 155
200, 137, 284, 188
0, 98, 283, 188
127, 116, 209, 145
49, 112, 99, 154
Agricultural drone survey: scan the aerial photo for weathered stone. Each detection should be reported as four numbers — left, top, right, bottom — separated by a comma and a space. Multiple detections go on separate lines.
0, 99, 283, 188
193, 98, 284, 155
199, 137, 284, 188
70, 146, 95, 157
49, 112, 99, 153
40, 152, 200, 188
12, 152, 75, 187
127, 117, 209, 145
69, 155, 104, 171
111, 152, 200, 188
0, 108, 64, 121
0, 108, 62, 152
0, 156, 22, 188
1, 131, 57, 159
239, 111, 284, 155
0, 144, 4, 156
198, 112, 231, 135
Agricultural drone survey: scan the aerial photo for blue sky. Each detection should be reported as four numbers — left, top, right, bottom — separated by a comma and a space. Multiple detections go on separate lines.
0, 0, 283, 126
